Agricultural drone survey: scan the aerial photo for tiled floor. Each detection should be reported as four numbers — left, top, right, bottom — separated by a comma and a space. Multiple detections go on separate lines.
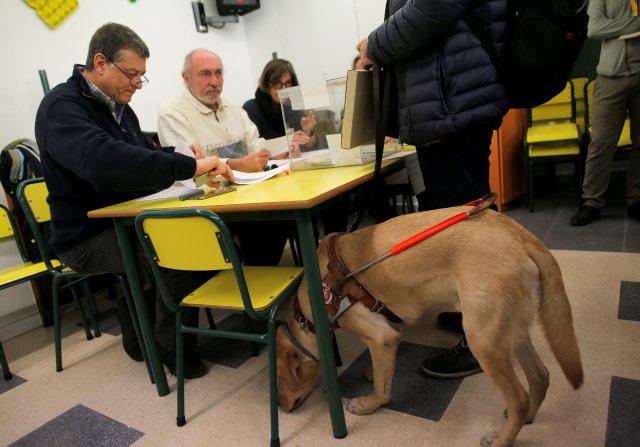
1, 171, 639, 446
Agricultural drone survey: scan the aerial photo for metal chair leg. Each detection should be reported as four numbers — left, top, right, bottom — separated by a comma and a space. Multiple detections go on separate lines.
69, 284, 93, 341
176, 312, 186, 427
80, 280, 101, 338
268, 316, 280, 447
0, 341, 12, 380
205, 308, 216, 329
53, 277, 63, 372
243, 312, 260, 357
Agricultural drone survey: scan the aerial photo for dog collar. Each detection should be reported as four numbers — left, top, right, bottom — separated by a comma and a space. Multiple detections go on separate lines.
293, 296, 316, 333
283, 323, 320, 363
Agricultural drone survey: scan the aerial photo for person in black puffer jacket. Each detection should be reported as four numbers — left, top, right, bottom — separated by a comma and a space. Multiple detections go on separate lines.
357, 0, 509, 380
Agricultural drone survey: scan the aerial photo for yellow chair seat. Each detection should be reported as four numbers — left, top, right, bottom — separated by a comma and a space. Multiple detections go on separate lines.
182, 266, 304, 311
528, 141, 580, 157
526, 123, 580, 143
618, 119, 632, 147
0, 259, 60, 287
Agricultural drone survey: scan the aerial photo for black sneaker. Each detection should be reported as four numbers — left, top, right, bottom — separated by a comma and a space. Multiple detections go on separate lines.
628, 202, 640, 222
159, 345, 208, 379
420, 336, 482, 379
570, 205, 601, 226
437, 312, 463, 333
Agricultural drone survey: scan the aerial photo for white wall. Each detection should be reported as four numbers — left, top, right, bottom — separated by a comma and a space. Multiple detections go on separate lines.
0, 0, 388, 339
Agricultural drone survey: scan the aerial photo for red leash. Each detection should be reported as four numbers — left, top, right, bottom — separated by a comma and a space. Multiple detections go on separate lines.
345, 193, 497, 279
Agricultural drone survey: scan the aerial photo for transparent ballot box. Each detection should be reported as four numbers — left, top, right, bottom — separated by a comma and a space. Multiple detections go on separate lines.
277, 72, 400, 170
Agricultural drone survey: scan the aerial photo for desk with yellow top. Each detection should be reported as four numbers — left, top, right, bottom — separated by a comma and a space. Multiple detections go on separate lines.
88, 159, 404, 439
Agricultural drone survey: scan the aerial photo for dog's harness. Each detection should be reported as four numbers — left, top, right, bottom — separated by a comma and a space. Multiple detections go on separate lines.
322, 233, 403, 327
290, 193, 498, 351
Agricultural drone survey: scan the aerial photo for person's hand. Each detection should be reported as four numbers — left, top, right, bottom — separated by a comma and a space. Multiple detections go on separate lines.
227, 149, 271, 172
290, 130, 310, 146
384, 136, 399, 144
288, 142, 302, 157
356, 38, 374, 68
189, 143, 204, 159
195, 156, 235, 185
300, 110, 316, 135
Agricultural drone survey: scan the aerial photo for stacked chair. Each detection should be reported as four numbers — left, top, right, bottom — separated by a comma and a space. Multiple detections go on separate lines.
524, 80, 583, 212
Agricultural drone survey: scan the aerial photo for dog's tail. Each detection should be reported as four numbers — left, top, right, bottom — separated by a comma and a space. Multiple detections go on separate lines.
528, 238, 584, 389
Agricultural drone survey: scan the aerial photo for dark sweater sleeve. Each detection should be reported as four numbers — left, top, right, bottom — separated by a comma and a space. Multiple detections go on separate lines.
367, 0, 469, 65
41, 97, 196, 192
242, 99, 265, 136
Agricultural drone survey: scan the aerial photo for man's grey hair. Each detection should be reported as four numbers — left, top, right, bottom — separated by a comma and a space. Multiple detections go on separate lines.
182, 49, 223, 76
85, 23, 150, 70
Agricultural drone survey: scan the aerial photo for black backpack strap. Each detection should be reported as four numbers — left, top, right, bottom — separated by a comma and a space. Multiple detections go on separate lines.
347, 0, 394, 232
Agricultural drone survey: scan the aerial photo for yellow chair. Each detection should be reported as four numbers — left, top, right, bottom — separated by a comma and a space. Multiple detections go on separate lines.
524, 80, 583, 212
584, 78, 632, 156
0, 203, 62, 379
135, 208, 304, 446
16, 178, 139, 372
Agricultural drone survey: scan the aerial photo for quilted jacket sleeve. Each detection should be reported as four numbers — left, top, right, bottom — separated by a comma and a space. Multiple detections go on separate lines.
367, 0, 470, 65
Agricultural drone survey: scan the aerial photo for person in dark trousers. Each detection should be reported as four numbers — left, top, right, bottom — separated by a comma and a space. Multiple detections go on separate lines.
35, 23, 234, 379
357, 0, 509, 379
570, 0, 640, 226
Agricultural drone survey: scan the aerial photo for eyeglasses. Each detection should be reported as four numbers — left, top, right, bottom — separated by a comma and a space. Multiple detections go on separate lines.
272, 81, 293, 90
108, 57, 149, 87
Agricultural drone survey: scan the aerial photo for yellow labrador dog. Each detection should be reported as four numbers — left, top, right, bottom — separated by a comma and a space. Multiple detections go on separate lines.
276, 204, 583, 447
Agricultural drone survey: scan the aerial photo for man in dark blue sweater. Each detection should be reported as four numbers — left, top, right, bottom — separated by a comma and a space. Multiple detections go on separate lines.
35, 23, 233, 379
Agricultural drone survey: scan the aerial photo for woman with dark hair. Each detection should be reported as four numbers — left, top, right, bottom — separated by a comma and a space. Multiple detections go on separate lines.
243, 59, 348, 235
243, 59, 315, 151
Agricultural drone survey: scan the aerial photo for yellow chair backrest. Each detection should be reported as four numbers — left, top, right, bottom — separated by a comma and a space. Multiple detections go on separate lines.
530, 81, 574, 124
0, 207, 15, 240
141, 215, 232, 272
21, 180, 51, 224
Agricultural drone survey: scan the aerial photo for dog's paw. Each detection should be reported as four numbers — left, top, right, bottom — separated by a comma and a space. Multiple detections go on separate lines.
345, 397, 379, 415
480, 431, 499, 447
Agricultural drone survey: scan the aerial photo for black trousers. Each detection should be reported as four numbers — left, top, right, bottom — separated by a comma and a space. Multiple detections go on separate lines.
415, 121, 500, 211
58, 227, 213, 353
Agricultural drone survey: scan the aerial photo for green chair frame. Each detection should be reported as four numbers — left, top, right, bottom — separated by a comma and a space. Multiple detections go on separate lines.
135, 208, 304, 447
16, 178, 142, 373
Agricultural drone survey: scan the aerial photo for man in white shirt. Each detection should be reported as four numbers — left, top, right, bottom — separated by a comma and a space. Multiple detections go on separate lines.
157, 49, 290, 266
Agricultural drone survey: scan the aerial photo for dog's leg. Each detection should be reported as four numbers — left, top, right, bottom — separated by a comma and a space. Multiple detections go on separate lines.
513, 334, 549, 423
344, 315, 401, 415
468, 335, 529, 447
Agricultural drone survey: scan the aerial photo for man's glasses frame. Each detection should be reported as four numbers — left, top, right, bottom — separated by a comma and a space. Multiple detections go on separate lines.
107, 57, 149, 87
